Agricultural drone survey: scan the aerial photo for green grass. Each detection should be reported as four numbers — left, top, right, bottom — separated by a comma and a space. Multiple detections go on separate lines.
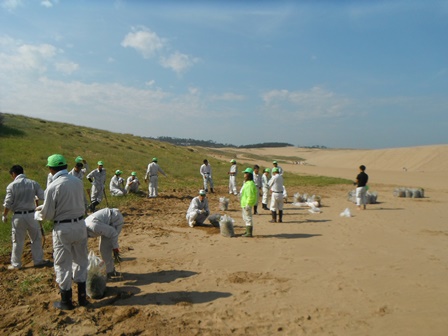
0, 113, 352, 256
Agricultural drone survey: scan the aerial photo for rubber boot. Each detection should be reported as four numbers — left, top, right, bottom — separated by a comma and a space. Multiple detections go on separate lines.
269, 211, 277, 223
279, 210, 283, 223
54, 289, 74, 310
242, 226, 253, 237
210, 188, 214, 193
89, 201, 99, 213
253, 206, 258, 215
77, 282, 89, 307
262, 204, 269, 210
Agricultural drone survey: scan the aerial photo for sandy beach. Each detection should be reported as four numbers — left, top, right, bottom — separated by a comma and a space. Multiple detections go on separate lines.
1, 145, 447, 335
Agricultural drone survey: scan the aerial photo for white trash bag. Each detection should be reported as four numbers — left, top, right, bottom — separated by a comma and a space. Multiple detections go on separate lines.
219, 197, 229, 211
219, 214, 235, 237
340, 208, 352, 217
86, 250, 107, 299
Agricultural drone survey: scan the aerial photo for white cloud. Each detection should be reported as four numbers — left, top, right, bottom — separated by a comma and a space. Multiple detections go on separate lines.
145, 80, 155, 86
41, 0, 57, 8
121, 27, 165, 59
0, 42, 58, 73
160, 51, 198, 74
262, 86, 353, 120
1, 0, 23, 11
210, 92, 245, 101
55, 61, 79, 75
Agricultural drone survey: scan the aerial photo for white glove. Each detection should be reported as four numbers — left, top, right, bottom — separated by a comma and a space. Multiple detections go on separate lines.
244, 205, 251, 211
35, 205, 43, 211
1, 215, 7, 223
34, 211, 43, 221
199, 209, 205, 214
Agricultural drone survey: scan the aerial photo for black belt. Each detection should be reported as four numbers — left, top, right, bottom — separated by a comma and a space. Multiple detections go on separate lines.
14, 210, 35, 214
273, 191, 283, 193
150, 175, 158, 177
54, 216, 84, 224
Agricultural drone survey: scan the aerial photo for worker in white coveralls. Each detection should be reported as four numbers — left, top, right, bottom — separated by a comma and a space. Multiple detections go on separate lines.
68, 156, 89, 180
186, 190, 210, 227
85, 208, 123, 277
144, 157, 167, 198
228, 159, 238, 195
252, 165, 262, 215
38, 154, 89, 310
200, 159, 214, 193
110, 170, 126, 196
261, 168, 270, 210
125, 172, 140, 194
272, 160, 284, 175
86, 161, 107, 212
268, 167, 284, 223
2, 165, 49, 270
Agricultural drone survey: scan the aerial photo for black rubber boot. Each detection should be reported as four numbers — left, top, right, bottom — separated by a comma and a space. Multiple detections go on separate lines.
262, 204, 268, 210
89, 201, 99, 213
269, 211, 277, 223
253, 206, 258, 215
54, 289, 74, 310
210, 188, 214, 193
77, 282, 89, 307
279, 210, 283, 223
242, 226, 253, 237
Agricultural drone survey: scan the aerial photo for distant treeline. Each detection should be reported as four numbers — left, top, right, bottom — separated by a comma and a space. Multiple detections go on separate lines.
147, 136, 294, 148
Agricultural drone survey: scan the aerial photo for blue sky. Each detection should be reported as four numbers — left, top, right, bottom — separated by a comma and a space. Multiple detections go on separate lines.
0, 0, 447, 149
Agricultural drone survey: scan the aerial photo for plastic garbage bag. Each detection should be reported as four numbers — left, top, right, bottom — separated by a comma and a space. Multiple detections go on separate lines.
340, 208, 352, 217
219, 214, 235, 237
86, 250, 107, 299
219, 197, 229, 211
208, 213, 221, 228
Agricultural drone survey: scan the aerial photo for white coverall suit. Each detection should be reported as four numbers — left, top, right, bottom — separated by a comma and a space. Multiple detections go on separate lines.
186, 196, 210, 227
86, 168, 107, 203
110, 175, 126, 196
85, 208, 124, 273
41, 170, 88, 291
228, 164, 238, 195
3, 174, 46, 268
145, 162, 167, 198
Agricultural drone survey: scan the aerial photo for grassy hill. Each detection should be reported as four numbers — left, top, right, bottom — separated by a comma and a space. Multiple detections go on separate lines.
0, 113, 351, 256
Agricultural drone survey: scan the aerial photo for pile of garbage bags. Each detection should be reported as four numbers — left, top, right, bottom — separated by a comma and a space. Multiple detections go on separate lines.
393, 187, 424, 198
347, 189, 378, 204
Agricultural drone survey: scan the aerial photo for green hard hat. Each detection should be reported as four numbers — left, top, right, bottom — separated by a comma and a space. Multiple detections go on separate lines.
47, 154, 67, 167
243, 167, 253, 174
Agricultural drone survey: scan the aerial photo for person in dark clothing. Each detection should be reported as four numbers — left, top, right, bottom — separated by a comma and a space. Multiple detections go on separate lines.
355, 165, 369, 210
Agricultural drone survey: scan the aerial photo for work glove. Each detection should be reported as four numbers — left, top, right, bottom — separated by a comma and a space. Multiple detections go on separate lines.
199, 209, 205, 214
34, 211, 43, 221
35, 205, 43, 211
1, 215, 7, 223
244, 205, 251, 211
113, 248, 122, 263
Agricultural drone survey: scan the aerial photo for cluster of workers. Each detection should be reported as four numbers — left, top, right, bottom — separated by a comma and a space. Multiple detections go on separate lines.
1, 153, 287, 310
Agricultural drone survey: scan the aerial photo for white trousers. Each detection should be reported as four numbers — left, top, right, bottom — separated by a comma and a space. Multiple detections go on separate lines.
10, 213, 44, 268
110, 188, 126, 197
203, 175, 214, 190
91, 184, 104, 203
242, 206, 253, 227
186, 211, 208, 227
148, 176, 159, 197
356, 186, 367, 206
270, 192, 284, 211
52, 221, 88, 290
228, 176, 237, 195
262, 187, 269, 205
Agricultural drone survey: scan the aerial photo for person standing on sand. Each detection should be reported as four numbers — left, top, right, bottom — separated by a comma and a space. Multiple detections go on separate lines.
144, 157, 167, 198
2, 165, 49, 270
261, 168, 270, 210
240, 168, 258, 237
39, 154, 89, 310
268, 167, 284, 223
355, 165, 369, 210
253, 165, 262, 214
200, 159, 214, 193
86, 161, 107, 212
228, 159, 238, 195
